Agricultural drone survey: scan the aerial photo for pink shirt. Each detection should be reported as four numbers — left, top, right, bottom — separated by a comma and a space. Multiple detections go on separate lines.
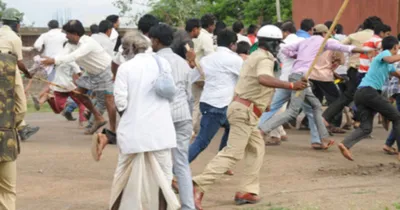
281, 36, 354, 75
310, 50, 344, 82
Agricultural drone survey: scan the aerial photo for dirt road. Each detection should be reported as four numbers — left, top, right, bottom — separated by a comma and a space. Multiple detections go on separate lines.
17, 113, 400, 210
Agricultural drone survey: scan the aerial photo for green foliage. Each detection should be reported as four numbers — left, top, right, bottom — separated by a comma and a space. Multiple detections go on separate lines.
243, 0, 292, 25
0, 0, 7, 19
150, 0, 204, 26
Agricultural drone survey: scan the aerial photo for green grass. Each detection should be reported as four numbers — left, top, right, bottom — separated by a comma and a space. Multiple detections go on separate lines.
27, 101, 53, 113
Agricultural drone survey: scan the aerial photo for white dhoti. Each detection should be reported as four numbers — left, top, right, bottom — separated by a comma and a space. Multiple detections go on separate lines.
109, 149, 180, 210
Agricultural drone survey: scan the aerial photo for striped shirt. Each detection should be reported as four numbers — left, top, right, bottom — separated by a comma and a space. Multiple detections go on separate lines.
157, 48, 193, 122
358, 35, 382, 73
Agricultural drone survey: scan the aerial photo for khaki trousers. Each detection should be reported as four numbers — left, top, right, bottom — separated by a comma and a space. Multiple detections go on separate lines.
191, 84, 203, 135
193, 101, 265, 195
0, 161, 16, 210
15, 70, 27, 128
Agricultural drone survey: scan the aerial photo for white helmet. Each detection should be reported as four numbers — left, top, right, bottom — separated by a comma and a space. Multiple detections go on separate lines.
257, 25, 283, 39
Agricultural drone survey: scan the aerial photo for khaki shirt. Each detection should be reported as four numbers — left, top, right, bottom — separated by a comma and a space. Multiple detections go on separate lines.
0, 25, 23, 61
342, 29, 374, 68
235, 48, 275, 111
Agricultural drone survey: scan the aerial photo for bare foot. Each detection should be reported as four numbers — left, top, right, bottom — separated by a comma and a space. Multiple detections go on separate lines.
224, 169, 234, 176
338, 143, 354, 161
91, 133, 108, 161
281, 135, 288, 141
322, 138, 335, 149
398, 153, 400, 161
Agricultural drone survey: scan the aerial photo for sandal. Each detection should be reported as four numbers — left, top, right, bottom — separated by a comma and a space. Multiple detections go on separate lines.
328, 125, 346, 134
311, 143, 326, 150
342, 124, 352, 131
265, 137, 281, 146
383, 147, 398, 155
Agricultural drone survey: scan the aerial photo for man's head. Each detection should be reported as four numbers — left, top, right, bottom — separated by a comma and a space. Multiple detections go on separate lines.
1, 8, 24, 33
214, 20, 226, 35
374, 24, 391, 38
138, 14, 159, 36
300, 18, 315, 35
336, 24, 344, 34
232, 21, 245, 34
281, 21, 296, 39
48, 20, 59, 29
149, 24, 174, 52
106, 15, 120, 29
121, 31, 150, 60
62, 20, 85, 44
383, 24, 392, 37
362, 16, 383, 30
217, 29, 237, 52
89, 24, 99, 36
185, 18, 201, 39
382, 35, 399, 55
99, 20, 114, 37
201, 14, 216, 33
236, 41, 250, 55
247, 24, 258, 35
324, 21, 336, 35
257, 25, 283, 57
313, 24, 329, 37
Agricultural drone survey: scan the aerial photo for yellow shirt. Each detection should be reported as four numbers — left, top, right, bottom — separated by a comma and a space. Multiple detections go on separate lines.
342, 29, 374, 69
235, 48, 275, 111
0, 25, 23, 61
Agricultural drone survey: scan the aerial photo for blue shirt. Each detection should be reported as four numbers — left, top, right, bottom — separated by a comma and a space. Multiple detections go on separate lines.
296, 30, 311, 38
359, 50, 396, 90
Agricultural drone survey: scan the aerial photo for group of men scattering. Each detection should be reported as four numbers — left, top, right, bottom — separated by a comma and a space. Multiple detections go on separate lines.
2, 6, 400, 210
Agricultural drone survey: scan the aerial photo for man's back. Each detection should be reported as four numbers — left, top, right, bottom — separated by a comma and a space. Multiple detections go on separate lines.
343, 29, 374, 68
0, 25, 22, 58
91, 33, 114, 57
34, 29, 66, 58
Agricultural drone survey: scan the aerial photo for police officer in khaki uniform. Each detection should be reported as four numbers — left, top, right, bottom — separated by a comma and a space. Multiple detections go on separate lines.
0, 8, 40, 141
192, 25, 308, 209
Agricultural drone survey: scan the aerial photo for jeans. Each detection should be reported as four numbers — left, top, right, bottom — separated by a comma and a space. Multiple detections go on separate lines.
173, 121, 195, 210
343, 87, 400, 151
189, 102, 229, 163
385, 94, 400, 148
65, 97, 78, 113
259, 88, 321, 144
323, 67, 358, 122
259, 73, 329, 140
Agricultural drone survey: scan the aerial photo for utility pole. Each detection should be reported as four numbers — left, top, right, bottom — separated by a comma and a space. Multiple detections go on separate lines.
276, 0, 282, 22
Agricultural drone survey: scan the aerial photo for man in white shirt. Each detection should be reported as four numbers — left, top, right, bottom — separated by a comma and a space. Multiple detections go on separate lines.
41, 20, 117, 135
110, 30, 179, 210
106, 14, 120, 51
33, 20, 67, 58
233, 20, 252, 45
91, 20, 115, 57
150, 24, 195, 210
189, 29, 243, 164
192, 14, 216, 139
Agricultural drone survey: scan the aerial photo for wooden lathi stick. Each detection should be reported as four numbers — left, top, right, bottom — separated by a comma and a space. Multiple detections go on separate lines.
295, 0, 350, 97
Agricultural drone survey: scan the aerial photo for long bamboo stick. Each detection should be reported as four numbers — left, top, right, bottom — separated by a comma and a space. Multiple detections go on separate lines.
295, 0, 350, 97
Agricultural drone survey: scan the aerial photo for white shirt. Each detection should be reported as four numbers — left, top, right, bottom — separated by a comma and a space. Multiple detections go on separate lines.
200, 47, 243, 108
33, 28, 67, 58
237, 33, 252, 45
55, 35, 112, 75
114, 53, 176, 154
193, 28, 215, 63
334, 34, 350, 75
91, 33, 115, 57
277, 34, 305, 81
110, 28, 119, 49
51, 61, 81, 92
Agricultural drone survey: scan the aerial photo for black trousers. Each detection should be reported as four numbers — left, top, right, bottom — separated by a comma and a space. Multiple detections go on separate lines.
343, 87, 400, 150
323, 67, 358, 122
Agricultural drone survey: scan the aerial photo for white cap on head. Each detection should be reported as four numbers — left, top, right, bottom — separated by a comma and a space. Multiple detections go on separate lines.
257, 25, 283, 39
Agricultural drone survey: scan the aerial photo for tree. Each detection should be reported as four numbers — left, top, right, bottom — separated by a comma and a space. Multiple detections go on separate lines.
112, 0, 152, 26
150, 0, 204, 26
243, 0, 292, 25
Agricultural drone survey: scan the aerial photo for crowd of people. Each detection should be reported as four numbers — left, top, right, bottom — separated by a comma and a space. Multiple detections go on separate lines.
2, 5, 400, 210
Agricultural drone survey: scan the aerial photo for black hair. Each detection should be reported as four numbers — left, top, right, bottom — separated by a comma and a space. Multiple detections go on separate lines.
261, 21, 272, 27
148, 24, 174, 46
63, 41, 68, 47
185, 18, 200, 33
383, 24, 392, 33
281, 22, 296, 33
48, 20, 59, 29
300, 18, 315, 31
90, 24, 99, 34
216, 29, 237, 47
324, 21, 333, 29
397, 33, 400, 42
201, 14, 216, 29
106, 15, 119, 24
2, 20, 19, 33
382, 36, 398, 50
63, 20, 85, 37
138, 14, 159, 34
232, 21, 244, 33
214, 20, 226, 35
247, 24, 258, 35
98, 20, 113, 34
362, 16, 382, 30
236, 41, 250, 55
274, 22, 283, 28
336, 24, 344, 34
